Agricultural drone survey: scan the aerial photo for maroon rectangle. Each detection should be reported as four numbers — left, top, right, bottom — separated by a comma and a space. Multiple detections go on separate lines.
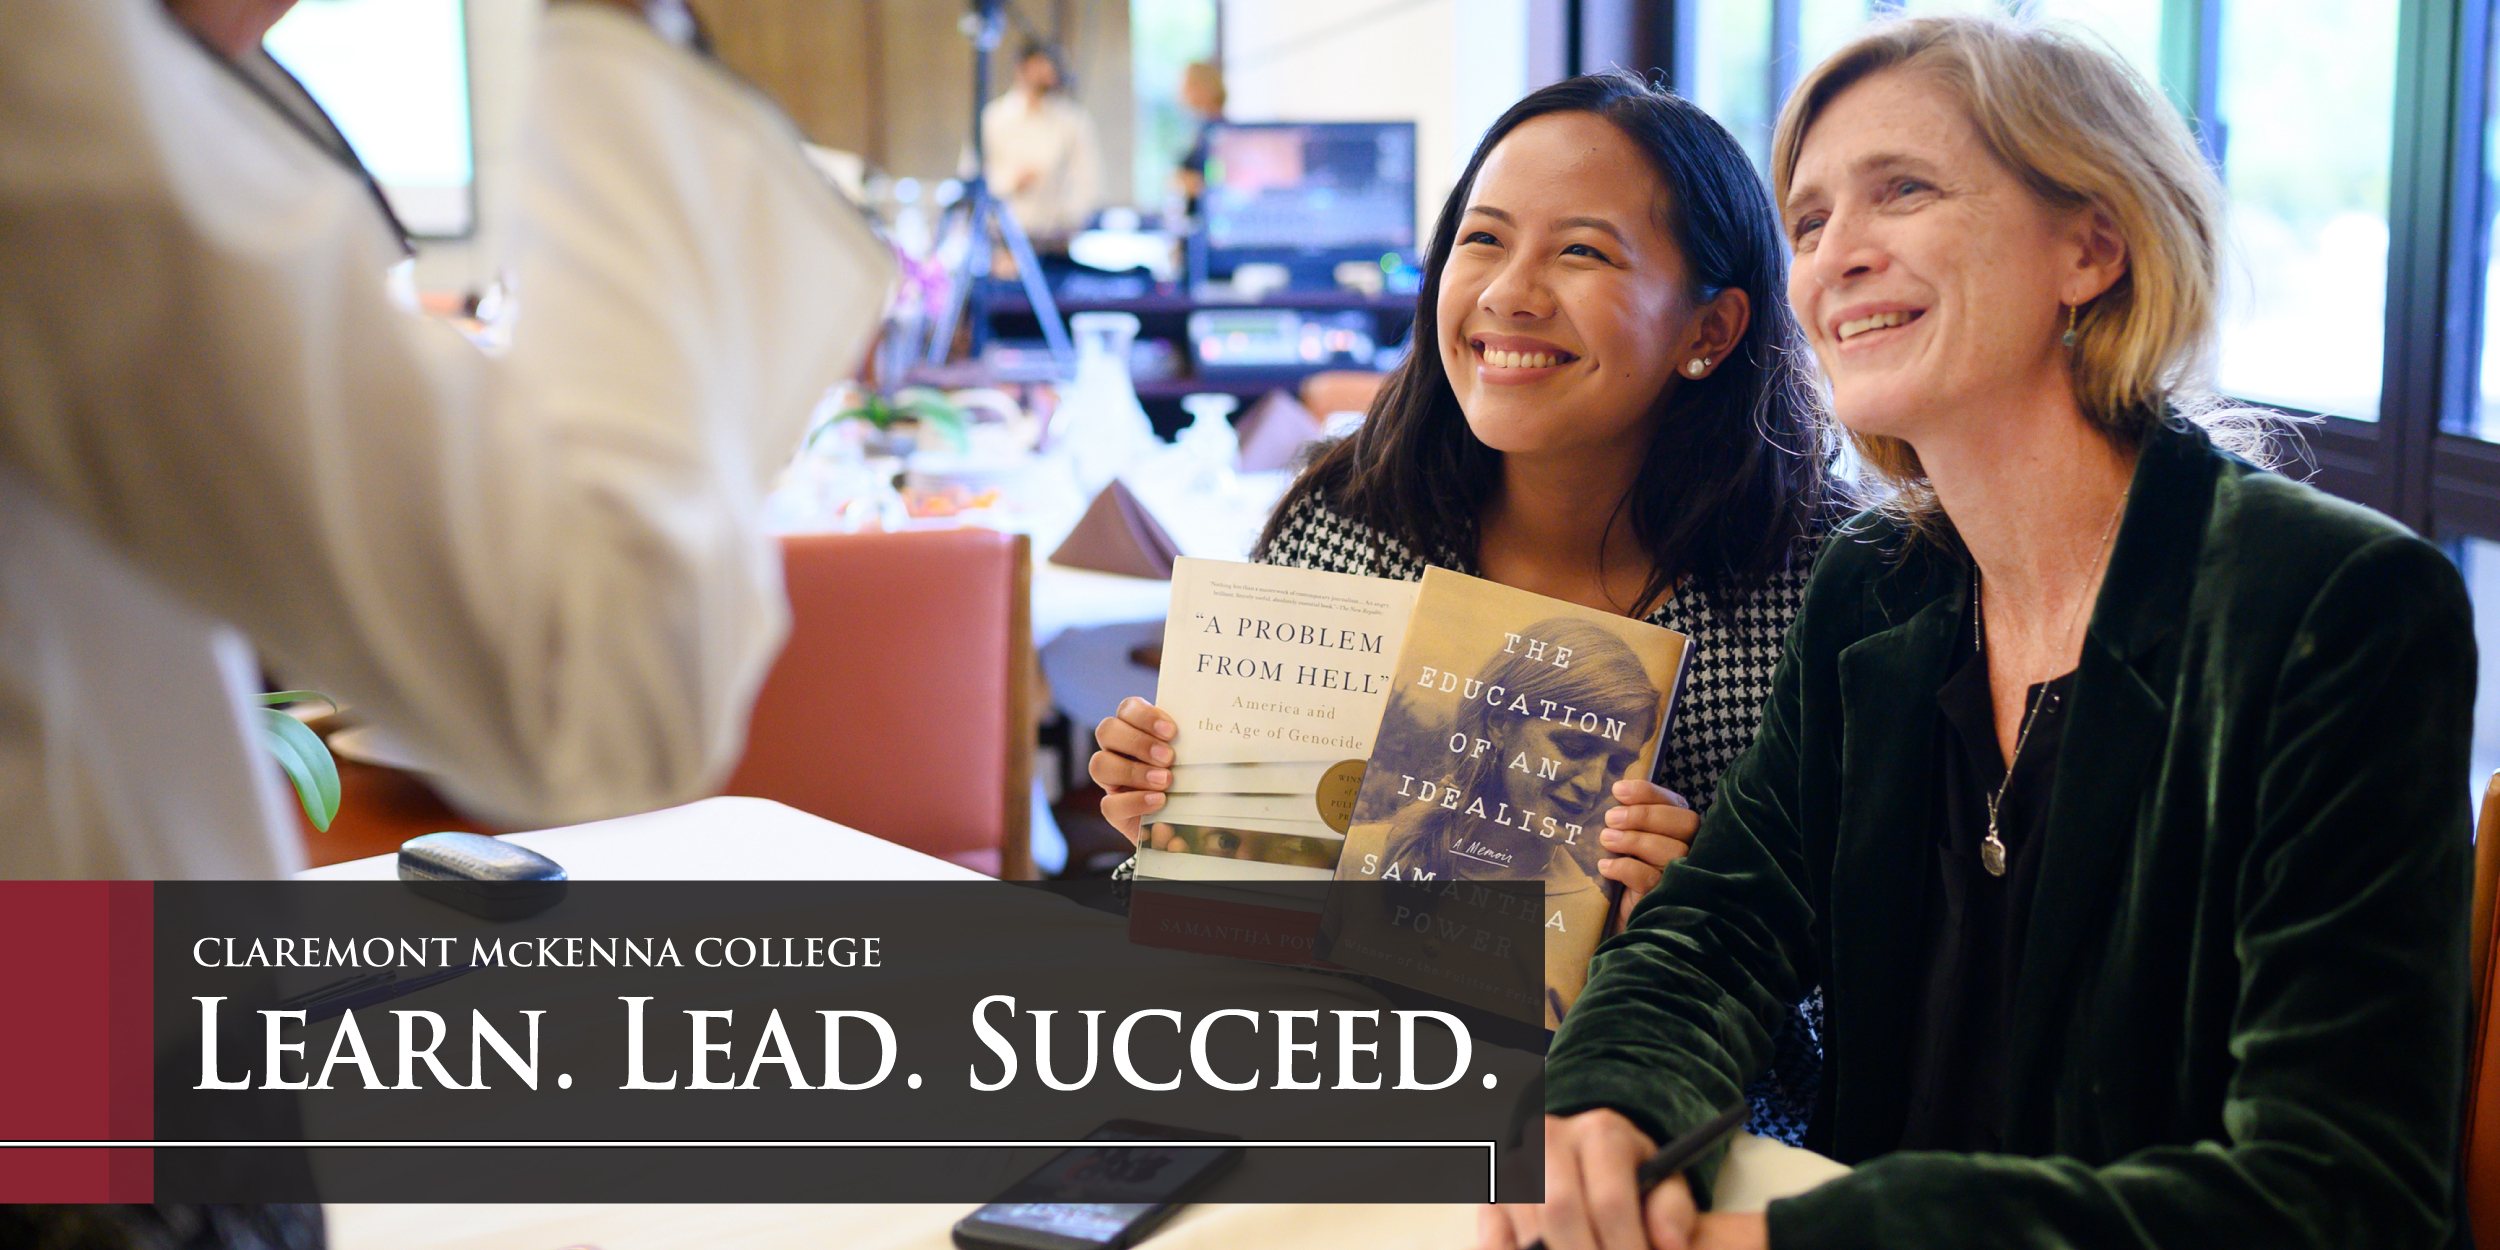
108, 880, 154, 1199
0, 881, 153, 1200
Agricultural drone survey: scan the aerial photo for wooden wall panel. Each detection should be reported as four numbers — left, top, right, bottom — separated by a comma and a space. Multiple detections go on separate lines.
688, 0, 879, 158
874, 0, 977, 181
690, 0, 1135, 202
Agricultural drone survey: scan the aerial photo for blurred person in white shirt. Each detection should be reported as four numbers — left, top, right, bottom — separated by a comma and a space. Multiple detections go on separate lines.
980, 40, 1103, 242
0, 0, 893, 877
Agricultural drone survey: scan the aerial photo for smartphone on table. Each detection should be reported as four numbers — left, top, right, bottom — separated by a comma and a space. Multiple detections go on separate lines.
949, 1120, 1244, 1250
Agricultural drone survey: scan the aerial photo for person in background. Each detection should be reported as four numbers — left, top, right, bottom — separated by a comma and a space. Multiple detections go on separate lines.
1090, 71, 1842, 1145
981, 39, 1102, 242
0, 0, 891, 876
1172, 59, 1225, 216
1500, 15, 2473, 1250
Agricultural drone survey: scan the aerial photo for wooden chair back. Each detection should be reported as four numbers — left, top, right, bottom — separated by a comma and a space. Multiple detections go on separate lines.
722, 529, 1033, 878
2468, 770, 2500, 1247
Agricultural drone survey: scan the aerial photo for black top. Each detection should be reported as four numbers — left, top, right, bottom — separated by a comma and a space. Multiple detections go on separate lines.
1544, 417, 2477, 1247
1178, 121, 1214, 216
1897, 594, 2072, 1152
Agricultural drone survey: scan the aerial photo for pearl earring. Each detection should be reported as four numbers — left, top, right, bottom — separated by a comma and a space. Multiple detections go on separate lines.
2061, 303, 2079, 347
1686, 358, 1710, 377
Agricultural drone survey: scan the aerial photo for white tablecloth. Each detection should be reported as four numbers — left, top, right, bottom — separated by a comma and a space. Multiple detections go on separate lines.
325, 1129, 1854, 1250
325, 1201, 1481, 1250
294, 795, 988, 882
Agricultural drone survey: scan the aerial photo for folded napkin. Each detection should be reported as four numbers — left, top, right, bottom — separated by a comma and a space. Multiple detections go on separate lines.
1234, 389, 1326, 473
1049, 478, 1183, 579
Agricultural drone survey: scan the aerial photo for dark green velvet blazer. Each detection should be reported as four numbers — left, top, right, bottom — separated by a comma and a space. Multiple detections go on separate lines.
1545, 418, 2477, 1248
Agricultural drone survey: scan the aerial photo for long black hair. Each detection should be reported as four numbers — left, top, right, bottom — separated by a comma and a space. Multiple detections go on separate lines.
1256, 72, 1831, 612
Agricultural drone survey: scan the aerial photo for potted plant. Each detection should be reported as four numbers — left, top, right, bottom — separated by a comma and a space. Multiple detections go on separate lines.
810, 385, 971, 459
259, 690, 341, 831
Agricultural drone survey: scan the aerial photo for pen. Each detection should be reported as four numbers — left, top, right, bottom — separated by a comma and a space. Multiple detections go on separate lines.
1525, 1098, 1751, 1250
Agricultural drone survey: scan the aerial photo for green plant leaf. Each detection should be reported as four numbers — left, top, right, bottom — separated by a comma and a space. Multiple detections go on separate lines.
255, 690, 336, 715
892, 389, 970, 450
900, 407, 969, 449
855, 394, 900, 429
260, 707, 341, 832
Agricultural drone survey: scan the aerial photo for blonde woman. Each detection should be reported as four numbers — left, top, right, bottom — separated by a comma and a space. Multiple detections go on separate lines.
1498, 16, 2475, 1250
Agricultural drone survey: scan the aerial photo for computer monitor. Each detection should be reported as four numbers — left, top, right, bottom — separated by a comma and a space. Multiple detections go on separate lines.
1196, 121, 1417, 289
265, 0, 476, 239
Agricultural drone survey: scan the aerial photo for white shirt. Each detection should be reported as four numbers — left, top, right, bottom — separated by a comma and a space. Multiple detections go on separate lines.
0, 1, 893, 877
980, 90, 1102, 239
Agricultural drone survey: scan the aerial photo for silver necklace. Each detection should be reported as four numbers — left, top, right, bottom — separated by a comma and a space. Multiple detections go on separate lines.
1971, 490, 2128, 877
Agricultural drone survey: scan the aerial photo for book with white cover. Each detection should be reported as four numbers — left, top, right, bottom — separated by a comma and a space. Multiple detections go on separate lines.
1133, 557, 1419, 884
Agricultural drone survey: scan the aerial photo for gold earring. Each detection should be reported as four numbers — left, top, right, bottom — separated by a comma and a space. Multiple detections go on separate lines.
2061, 303, 2079, 347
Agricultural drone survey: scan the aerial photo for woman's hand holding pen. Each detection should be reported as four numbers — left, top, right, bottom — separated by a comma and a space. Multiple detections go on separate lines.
1600, 780, 1698, 928
1482, 1111, 1688, 1250
1479, 1110, 1766, 1250
1091, 696, 1176, 846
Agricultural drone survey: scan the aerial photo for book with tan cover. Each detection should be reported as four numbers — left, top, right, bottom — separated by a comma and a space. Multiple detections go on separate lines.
1318, 566, 1691, 1027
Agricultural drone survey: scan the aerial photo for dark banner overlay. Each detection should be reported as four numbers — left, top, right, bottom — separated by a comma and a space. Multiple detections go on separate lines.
4, 880, 1546, 1202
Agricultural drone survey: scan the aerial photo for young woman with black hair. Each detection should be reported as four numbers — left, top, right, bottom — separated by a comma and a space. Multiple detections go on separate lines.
1088, 71, 1840, 1142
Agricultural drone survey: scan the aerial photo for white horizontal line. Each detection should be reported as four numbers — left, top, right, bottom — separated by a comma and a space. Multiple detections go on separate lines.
1, 1140, 1503, 1199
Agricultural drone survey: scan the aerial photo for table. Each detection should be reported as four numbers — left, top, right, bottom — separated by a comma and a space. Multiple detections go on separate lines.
1008, 462, 1292, 649
323, 1128, 1850, 1250
311, 804, 1453, 1246
325, 1202, 1477, 1250
305, 801, 1849, 1246
295, 795, 987, 882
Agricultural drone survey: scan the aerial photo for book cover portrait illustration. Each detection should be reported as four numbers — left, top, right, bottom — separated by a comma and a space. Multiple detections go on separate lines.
1324, 568, 1689, 1027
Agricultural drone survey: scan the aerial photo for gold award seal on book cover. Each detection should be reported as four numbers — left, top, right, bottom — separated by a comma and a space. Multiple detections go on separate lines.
1314, 759, 1366, 834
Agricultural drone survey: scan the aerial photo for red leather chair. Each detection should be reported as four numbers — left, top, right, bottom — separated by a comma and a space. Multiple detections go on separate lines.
2469, 771, 2500, 1248
722, 529, 1034, 878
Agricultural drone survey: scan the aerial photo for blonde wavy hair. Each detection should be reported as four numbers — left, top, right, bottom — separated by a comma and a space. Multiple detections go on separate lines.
1772, 15, 2283, 519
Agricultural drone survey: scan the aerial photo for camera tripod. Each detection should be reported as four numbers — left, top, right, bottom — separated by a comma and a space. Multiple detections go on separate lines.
923, 0, 1075, 372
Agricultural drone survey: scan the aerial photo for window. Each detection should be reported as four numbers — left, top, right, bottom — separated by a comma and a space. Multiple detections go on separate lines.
2024, 0, 2163, 85
1130, 0, 1220, 213
2212, 0, 2400, 420
2451, 537, 2500, 792
1685, 0, 2166, 178
2477, 5, 2500, 440
1798, 0, 1878, 73
1688, 0, 1778, 169
1638, 0, 2500, 796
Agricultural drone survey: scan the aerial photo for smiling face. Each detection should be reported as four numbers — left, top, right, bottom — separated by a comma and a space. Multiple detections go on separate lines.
1783, 68, 2106, 447
1436, 112, 1717, 462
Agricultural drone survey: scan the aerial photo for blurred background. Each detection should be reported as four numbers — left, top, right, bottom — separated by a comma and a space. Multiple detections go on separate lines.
271, 0, 2500, 870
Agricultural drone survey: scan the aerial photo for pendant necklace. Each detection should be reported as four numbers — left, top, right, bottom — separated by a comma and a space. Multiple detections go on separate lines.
1971, 488, 2128, 877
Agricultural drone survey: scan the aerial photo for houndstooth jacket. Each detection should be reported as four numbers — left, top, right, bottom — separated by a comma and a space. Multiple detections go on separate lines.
1259, 490, 1815, 818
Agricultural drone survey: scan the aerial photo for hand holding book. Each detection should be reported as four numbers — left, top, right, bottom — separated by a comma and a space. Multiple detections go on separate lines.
1093, 694, 1702, 920
1088, 695, 1178, 845
1599, 777, 1698, 928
